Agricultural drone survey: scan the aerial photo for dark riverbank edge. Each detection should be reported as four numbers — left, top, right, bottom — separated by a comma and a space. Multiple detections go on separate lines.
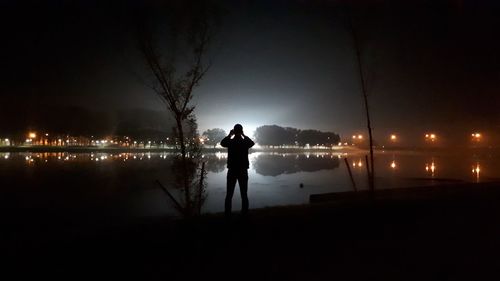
4, 182, 500, 280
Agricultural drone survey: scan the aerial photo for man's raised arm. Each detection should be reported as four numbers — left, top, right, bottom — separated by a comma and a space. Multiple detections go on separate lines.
220, 131, 233, 148
244, 135, 255, 148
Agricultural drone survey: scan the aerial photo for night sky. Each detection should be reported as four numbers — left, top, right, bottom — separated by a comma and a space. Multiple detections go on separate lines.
1, 0, 499, 142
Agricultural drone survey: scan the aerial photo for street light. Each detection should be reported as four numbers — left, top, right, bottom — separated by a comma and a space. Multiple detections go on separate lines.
471, 133, 481, 142
390, 134, 397, 141
425, 133, 436, 142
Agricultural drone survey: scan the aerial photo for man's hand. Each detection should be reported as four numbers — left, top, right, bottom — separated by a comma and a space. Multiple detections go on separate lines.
229, 129, 235, 136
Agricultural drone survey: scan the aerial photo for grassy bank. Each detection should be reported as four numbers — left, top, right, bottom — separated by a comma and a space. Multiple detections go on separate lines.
3, 182, 500, 280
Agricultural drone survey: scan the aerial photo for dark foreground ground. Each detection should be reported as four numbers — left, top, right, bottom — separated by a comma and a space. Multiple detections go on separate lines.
4, 183, 500, 280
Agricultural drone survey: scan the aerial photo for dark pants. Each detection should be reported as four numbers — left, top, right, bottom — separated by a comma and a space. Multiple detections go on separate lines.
225, 169, 249, 216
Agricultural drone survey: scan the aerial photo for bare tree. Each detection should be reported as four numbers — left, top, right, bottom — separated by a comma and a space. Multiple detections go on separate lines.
349, 10, 375, 192
137, 2, 218, 216
137, 2, 213, 159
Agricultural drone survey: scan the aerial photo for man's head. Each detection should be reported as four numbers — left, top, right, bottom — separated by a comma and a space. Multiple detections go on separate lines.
233, 124, 243, 136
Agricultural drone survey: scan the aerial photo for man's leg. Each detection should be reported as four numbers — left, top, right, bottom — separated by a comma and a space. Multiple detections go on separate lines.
238, 170, 249, 215
225, 170, 237, 216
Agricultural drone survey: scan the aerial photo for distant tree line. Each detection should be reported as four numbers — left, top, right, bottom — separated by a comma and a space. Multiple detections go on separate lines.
201, 128, 227, 148
254, 125, 340, 146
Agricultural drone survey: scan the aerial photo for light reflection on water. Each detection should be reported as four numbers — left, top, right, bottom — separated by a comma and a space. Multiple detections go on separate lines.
0, 151, 498, 182
1, 150, 499, 217
425, 160, 437, 177
472, 163, 481, 182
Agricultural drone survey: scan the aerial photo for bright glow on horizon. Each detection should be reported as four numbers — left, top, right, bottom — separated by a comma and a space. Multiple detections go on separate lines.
209, 122, 258, 138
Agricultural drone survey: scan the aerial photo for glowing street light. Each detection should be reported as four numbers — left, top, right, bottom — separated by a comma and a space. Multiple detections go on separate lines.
425, 133, 436, 142
471, 133, 482, 142
390, 134, 397, 142
352, 134, 363, 145
390, 160, 397, 169
28, 132, 37, 139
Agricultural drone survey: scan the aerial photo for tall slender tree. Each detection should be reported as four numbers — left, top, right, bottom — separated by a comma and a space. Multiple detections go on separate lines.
349, 10, 375, 192
137, 2, 218, 215
137, 1, 214, 160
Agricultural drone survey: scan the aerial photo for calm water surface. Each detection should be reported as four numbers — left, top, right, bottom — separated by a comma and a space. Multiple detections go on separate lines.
1, 150, 499, 222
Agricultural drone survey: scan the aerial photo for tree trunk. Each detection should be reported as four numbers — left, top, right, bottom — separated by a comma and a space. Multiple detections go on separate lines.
175, 116, 191, 214
351, 13, 375, 192
176, 117, 187, 159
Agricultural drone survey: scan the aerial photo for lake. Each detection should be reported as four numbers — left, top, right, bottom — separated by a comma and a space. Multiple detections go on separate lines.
1, 149, 499, 225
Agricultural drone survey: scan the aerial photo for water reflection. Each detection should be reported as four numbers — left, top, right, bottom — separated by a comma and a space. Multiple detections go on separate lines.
352, 159, 363, 168
202, 154, 227, 173
472, 163, 480, 182
0, 151, 496, 185
252, 153, 340, 176
425, 160, 437, 177
0, 152, 178, 164
1, 150, 500, 217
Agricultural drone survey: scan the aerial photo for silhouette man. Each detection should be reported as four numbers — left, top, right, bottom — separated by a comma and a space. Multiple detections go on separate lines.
220, 124, 255, 217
